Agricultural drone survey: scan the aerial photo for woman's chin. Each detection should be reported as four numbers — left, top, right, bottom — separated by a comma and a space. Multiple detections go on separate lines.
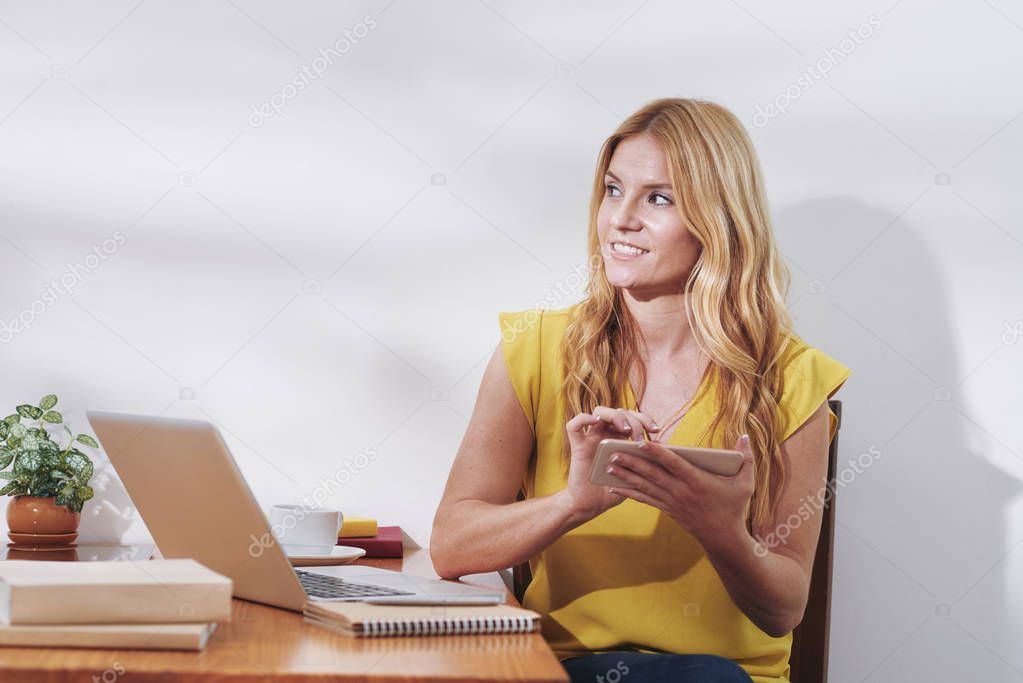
605, 274, 643, 290
605, 273, 679, 299
604, 265, 643, 288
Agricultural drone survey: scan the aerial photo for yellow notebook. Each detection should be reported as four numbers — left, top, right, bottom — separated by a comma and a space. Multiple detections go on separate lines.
304, 601, 540, 638
339, 516, 378, 538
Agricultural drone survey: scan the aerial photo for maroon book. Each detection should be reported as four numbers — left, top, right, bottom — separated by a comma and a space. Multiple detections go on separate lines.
338, 526, 403, 558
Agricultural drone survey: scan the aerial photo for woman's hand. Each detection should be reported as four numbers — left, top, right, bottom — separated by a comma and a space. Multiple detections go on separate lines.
603, 434, 755, 548
562, 407, 660, 521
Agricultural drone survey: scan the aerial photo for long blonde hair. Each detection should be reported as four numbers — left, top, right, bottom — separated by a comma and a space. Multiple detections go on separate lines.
560, 97, 794, 533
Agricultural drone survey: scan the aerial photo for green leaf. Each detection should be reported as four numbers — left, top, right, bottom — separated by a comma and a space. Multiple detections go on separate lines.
0, 471, 15, 480
0, 422, 7, 440
3, 414, 20, 426
65, 451, 91, 478
9, 423, 26, 439
20, 435, 39, 451
42, 411, 62, 424
39, 394, 58, 410
0, 481, 22, 496
75, 484, 94, 502
14, 451, 43, 474
0, 450, 12, 469
31, 475, 59, 497
50, 470, 70, 480
16, 405, 42, 420
75, 434, 99, 449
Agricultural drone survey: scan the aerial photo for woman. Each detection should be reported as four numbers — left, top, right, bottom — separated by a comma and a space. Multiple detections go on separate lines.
431, 97, 851, 683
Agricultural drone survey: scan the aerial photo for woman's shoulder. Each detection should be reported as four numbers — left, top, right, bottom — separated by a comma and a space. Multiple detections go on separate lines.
774, 330, 853, 441
496, 303, 581, 433
776, 331, 850, 377
498, 303, 580, 320
497, 303, 580, 344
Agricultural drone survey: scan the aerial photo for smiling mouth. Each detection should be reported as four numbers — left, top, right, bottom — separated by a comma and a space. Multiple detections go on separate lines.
609, 241, 650, 256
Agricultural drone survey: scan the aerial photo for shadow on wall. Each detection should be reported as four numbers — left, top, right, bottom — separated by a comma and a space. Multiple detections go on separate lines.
78, 454, 139, 544
776, 196, 1022, 678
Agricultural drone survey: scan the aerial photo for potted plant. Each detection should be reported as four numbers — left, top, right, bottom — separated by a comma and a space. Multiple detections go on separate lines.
0, 394, 96, 544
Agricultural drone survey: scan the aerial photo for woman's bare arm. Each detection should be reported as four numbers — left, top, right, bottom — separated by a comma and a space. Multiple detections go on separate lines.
699, 402, 833, 636
430, 342, 587, 579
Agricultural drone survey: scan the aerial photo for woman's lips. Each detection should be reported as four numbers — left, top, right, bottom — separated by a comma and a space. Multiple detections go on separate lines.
607, 241, 650, 260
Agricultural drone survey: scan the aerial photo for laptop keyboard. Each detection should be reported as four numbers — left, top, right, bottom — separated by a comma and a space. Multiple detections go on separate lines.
295, 569, 416, 600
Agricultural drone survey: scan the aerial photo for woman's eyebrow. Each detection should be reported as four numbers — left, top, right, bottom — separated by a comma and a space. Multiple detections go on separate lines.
605, 170, 672, 190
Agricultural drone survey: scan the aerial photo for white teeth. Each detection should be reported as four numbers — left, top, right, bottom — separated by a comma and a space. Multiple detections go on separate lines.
611, 242, 648, 256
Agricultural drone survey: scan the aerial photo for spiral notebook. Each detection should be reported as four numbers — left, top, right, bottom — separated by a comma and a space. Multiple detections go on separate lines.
303, 601, 541, 638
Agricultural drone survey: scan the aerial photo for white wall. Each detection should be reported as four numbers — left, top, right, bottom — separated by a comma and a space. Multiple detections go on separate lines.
1, 1, 1021, 679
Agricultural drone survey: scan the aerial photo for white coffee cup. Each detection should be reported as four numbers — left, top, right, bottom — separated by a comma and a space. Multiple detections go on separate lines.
268, 504, 343, 555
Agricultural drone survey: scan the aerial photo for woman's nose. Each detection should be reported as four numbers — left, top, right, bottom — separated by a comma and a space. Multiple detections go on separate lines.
611, 200, 642, 231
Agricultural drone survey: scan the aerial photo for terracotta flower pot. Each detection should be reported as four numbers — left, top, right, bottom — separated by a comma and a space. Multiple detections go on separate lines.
6, 495, 80, 535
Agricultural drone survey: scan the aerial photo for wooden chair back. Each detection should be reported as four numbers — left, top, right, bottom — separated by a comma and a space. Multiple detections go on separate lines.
788, 398, 842, 683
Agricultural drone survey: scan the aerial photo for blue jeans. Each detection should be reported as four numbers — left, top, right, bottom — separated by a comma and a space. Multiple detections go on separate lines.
560, 651, 753, 683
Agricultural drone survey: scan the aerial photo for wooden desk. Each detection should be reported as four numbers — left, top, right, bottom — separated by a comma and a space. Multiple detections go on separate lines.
0, 547, 569, 682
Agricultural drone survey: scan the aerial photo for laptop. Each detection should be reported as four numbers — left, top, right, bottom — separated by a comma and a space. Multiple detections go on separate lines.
87, 410, 505, 611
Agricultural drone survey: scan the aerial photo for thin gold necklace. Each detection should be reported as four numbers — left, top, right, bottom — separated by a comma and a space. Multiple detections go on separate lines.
639, 392, 695, 443
629, 371, 696, 442
631, 361, 709, 442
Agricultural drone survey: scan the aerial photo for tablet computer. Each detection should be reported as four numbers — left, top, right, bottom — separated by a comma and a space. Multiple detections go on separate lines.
589, 438, 743, 487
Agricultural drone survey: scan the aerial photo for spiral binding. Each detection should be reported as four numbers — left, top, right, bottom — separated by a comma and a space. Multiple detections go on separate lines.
362, 616, 535, 637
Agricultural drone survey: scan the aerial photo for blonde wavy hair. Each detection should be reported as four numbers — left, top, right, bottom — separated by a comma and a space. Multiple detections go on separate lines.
559, 97, 794, 533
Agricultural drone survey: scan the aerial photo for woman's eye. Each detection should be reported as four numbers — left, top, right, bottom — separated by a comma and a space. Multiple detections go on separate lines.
604, 184, 671, 205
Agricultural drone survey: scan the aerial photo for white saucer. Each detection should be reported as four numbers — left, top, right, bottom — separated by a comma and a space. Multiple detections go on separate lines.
284, 545, 367, 566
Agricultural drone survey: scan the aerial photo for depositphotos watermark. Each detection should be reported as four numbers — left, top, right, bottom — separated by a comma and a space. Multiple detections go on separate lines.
1002, 319, 1022, 345
248, 445, 378, 557
499, 253, 602, 346
248, 15, 378, 128
0, 230, 127, 344
92, 661, 125, 683
752, 445, 882, 557
595, 659, 630, 683
752, 15, 881, 128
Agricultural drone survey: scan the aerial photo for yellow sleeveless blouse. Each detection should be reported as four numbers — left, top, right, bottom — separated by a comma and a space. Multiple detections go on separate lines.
498, 303, 852, 683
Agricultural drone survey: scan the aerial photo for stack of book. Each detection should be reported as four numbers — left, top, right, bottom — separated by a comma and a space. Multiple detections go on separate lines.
338, 516, 403, 558
0, 559, 232, 650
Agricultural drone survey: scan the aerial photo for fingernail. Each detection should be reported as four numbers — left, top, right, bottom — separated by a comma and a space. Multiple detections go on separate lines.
741, 433, 750, 446
610, 454, 620, 463
606, 466, 615, 474
623, 424, 631, 431
650, 421, 659, 429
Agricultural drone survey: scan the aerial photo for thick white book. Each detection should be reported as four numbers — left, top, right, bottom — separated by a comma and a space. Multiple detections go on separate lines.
0, 621, 219, 650
0, 559, 232, 625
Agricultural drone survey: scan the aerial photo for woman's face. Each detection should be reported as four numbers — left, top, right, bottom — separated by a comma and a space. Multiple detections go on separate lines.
596, 133, 701, 295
